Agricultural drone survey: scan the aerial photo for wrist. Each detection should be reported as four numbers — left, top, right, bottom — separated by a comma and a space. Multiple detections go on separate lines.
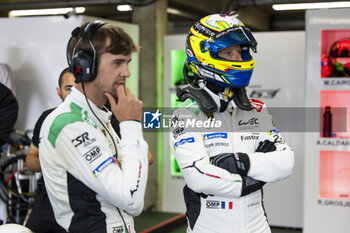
119, 120, 143, 140
235, 153, 250, 176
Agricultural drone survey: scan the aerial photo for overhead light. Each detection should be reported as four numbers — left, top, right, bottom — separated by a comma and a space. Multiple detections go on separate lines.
9, 7, 85, 17
117, 4, 133, 11
166, 7, 198, 20
273, 1, 350, 11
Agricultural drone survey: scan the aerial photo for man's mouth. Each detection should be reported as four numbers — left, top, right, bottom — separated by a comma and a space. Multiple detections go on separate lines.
114, 82, 125, 87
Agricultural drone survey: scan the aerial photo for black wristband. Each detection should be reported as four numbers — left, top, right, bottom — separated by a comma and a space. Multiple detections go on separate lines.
241, 176, 265, 196
234, 153, 250, 176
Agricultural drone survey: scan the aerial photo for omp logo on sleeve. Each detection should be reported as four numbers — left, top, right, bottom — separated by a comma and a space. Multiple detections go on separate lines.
71, 132, 96, 147
92, 157, 114, 177
83, 146, 102, 164
174, 137, 195, 149
173, 126, 185, 139
202, 132, 227, 140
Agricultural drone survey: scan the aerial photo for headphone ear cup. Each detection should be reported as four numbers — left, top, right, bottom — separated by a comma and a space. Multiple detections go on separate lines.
71, 50, 97, 83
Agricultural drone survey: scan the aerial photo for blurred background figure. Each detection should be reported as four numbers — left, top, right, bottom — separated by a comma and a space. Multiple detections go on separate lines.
0, 83, 18, 147
0, 64, 16, 96
0, 64, 19, 228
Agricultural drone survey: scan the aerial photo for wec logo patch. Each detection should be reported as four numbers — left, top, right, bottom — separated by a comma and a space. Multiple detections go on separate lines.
238, 118, 259, 126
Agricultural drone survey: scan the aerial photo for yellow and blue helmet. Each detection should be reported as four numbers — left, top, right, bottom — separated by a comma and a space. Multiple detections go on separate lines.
185, 13, 257, 88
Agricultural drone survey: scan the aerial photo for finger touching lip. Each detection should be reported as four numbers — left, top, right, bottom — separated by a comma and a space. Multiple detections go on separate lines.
114, 84, 124, 89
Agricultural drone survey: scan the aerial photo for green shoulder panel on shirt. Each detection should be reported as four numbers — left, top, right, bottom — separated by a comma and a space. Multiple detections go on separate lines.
174, 98, 201, 116
48, 102, 84, 148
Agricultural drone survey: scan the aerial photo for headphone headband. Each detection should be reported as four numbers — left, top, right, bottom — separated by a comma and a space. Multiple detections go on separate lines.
81, 21, 107, 40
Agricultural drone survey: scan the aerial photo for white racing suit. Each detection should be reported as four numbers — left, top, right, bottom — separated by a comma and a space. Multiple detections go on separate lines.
39, 87, 149, 233
169, 86, 294, 233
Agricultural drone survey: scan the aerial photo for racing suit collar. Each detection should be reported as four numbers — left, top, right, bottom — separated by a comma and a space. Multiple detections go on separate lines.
67, 87, 113, 124
201, 85, 221, 109
202, 85, 237, 113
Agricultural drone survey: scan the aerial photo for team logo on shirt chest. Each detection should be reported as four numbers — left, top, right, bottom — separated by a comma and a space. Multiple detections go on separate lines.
71, 132, 96, 147
238, 118, 259, 126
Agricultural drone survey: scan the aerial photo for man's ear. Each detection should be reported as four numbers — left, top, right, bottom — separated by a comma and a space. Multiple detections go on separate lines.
56, 87, 62, 99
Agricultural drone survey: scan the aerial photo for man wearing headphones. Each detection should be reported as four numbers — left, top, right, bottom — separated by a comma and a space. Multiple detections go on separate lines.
39, 22, 149, 233
25, 67, 75, 232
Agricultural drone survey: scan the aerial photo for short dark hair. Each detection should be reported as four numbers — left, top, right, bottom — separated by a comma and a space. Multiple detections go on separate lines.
58, 67, 71, 87
67, 22, 138, 67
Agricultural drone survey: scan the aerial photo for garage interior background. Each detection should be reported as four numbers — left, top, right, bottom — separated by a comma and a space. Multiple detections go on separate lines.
0, 0, 349, 232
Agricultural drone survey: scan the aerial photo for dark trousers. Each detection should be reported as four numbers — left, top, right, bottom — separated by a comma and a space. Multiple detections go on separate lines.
25, 191, 67, 233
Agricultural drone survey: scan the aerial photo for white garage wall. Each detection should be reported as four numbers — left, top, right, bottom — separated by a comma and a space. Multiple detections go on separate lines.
251, 31, 305, 228
0, 15, 139, 133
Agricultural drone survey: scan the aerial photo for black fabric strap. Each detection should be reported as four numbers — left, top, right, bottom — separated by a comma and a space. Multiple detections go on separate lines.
241, 176, 265, 196
176, 86, 217, 114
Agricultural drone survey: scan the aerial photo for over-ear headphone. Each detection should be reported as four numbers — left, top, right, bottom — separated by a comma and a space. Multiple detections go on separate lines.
67, 21, 107, 83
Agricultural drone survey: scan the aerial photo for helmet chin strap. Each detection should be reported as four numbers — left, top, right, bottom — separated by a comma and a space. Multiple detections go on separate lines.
218, 87, 234, 112
221, 87, 234, 101
206, 82, 232, 112
206, 82, 252, 112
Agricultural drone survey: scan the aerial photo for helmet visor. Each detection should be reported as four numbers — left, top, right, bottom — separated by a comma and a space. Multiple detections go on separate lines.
202, 26, 257, 55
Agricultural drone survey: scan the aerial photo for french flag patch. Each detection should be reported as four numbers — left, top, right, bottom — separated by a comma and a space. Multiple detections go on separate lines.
221, 201, 233, 209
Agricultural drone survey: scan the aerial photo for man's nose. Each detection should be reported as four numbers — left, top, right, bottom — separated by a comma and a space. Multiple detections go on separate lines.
121, 64, 131, 77
234, 51, 243, 61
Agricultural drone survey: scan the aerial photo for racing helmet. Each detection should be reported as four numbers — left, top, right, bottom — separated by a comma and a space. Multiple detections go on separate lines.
185, 13, 257, 88
329, 38, 350, 76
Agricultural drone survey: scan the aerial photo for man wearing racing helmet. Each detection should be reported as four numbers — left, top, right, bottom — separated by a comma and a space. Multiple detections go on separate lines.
169, 13, 294, 233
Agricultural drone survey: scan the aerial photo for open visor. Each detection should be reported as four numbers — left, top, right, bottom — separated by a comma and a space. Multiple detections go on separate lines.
201, 26, 257, 54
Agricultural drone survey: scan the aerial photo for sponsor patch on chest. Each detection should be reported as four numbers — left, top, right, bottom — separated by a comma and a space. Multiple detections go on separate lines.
71, 132, 96, 147
240, 134, 259, 141
206, 200, 233, 210
202, 132, 227, 140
